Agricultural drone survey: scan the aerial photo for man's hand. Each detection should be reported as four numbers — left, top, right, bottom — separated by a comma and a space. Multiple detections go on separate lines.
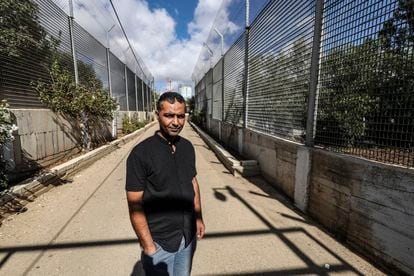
196, 218, 205, 240
143, 242, 157, 256
192, 177, 205, 240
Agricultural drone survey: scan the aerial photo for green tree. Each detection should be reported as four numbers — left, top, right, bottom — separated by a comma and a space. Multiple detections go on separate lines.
35, 57, 117, 150
0, 0, 50, 58
316, 41, 380, 146
374, 0, 414, 146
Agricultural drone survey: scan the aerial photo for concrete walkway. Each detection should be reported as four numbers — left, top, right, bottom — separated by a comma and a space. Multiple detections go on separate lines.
0, 123, 384, 275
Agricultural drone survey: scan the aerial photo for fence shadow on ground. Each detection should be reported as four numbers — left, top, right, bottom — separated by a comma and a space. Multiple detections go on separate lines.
204, 185, 368, 276
0, 165, 378, 276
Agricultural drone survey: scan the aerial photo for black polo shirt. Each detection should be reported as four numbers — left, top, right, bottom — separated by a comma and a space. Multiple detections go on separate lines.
125, 132, 197, 252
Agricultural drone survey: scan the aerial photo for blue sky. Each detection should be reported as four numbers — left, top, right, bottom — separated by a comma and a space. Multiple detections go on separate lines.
147, 0, 198, 40
111, 0, 225, 92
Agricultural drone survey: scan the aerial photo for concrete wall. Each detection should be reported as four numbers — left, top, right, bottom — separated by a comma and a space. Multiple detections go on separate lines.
220, 121, 243, 155
201, 122, 414, 274
308, 149, 414, 274
8, 109, 83, 178
243, 128, 299, 199
115, 111, 149, 131
209, 118, 221, 141
5, 109, 152, 182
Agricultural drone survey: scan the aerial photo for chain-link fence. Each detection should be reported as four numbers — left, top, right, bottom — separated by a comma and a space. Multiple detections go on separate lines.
0, 0, 154, 112
192, 0, 414, 167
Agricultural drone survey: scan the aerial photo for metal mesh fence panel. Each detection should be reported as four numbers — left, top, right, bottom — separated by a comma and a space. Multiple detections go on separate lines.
212, 58, 223, 120
71, 0, 152, 86
223, 34, 245, 126
73, 21, 109, 89
191, 0, 271, 85
1, 0, 153, 111
0, 0, 72, 108
315, 0, 414, 167
247, 0, 315, 141
126, 68, 136, 111
109, 52, 127, 111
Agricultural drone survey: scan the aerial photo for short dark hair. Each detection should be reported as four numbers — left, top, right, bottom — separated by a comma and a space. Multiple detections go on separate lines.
157, 92, 185, 112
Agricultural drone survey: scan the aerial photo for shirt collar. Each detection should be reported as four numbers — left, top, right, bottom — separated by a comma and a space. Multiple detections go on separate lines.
154, 131, 181, 146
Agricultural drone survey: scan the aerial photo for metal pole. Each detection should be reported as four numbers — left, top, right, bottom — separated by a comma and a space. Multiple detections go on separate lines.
305, 0, 324, 147
125, 65, 129, 113
106, 48, 116, 138
203, 43, 213, 68
106, 24, 115, 98
243, 0, 250, 128
141, 79, 145, 112
106, 49, 112, 97
221, 57, 225, 121
146, 82, 150, 113
153, 79, 156, 112
68, 0, 79, 85
214, 27, 224, 56
135, 74, 138, 112
69, 0, 92, 149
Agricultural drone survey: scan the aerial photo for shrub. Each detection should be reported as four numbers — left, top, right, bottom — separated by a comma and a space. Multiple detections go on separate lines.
122, 114, 146, 134
0, 100, 18, 190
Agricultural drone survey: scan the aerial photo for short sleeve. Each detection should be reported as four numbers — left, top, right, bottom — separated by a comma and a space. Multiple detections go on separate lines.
125, 149, 147, 191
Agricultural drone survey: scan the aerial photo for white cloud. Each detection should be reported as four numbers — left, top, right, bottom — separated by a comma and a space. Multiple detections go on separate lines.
72, 0, 231, 92
112, 0, 225, 92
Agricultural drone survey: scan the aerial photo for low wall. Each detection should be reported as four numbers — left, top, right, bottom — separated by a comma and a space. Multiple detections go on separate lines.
309, 149, 414, 274
5, 109, 151, 182
201, 121, 414, 275
209, 118, 221, 140
243, 129, 299, 199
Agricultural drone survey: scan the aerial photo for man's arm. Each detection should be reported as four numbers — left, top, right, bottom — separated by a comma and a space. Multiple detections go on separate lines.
126, 191, 157, 255
192, 177, 205, 240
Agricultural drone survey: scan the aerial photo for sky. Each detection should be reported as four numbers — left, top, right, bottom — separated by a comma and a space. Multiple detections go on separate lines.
110, 0, 224, 92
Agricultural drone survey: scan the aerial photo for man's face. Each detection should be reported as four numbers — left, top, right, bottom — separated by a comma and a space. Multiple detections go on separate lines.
157, 100, 186, 137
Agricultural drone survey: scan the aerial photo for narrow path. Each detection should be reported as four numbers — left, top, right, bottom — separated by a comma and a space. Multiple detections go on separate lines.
0, 122, 384, 275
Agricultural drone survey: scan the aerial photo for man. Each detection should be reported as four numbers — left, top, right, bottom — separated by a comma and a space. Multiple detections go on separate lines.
126, 92, 205, 276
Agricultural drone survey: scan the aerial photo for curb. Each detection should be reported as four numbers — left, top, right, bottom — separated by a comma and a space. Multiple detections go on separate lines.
0, 121, 157, 222
189, 122, 260, 177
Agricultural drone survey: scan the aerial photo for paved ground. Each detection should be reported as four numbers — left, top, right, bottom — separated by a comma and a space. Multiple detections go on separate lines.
0, 122, 385, 275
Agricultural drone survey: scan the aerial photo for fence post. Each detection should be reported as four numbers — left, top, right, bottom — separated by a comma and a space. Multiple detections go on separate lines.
146, 82, 150, 114
220, 57, 225, 140
305, 0, 324, 147
221, 58, 225, 122
69, 0, 92, 149
125, 65, 129, 114
294, 0, 325, 213
242, 0, 250, 129
141, 79, 145, 112
106, 48, 117, 138
135, 74, 138, 112
152, 79, 155, 112
68, 0, 79, 85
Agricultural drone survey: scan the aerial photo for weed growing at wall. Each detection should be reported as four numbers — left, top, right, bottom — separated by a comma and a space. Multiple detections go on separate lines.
122, 114, 146, 134
190, 111, 206, 129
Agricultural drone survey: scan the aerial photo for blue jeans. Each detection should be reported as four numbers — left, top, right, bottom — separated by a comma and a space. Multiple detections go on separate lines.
141, 237, 196, 276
